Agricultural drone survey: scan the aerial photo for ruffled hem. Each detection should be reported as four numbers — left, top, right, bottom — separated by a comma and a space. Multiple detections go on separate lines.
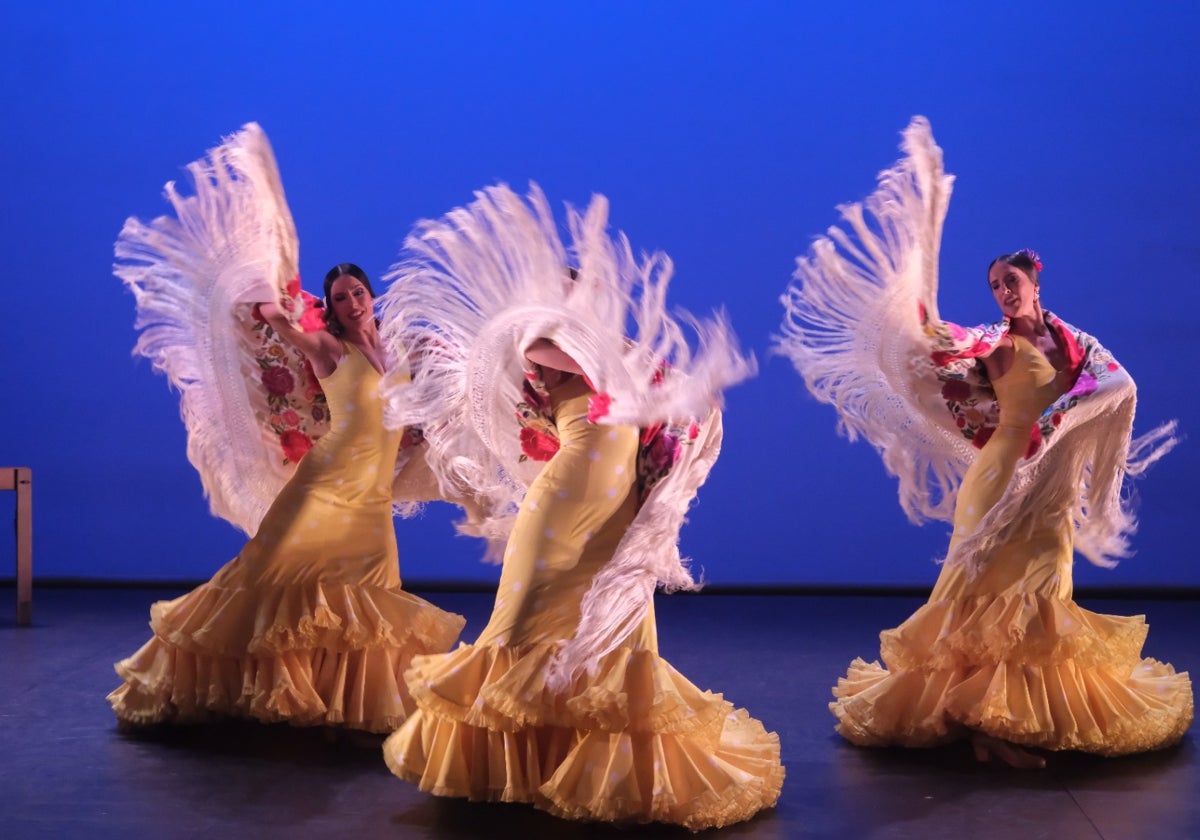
386, 641, 783, 830
537, 709, 785, 831
110, 583, 465, 733
406, 640, 727, 736
147, 579, 463, 657
880, 592, 1152, 672
831, 654, 1193, 756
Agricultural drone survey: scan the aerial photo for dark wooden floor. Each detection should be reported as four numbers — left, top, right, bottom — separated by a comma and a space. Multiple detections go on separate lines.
1, 588, 1196, 839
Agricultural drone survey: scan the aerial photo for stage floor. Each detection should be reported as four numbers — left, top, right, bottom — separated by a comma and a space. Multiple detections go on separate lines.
1, 588, 1196, 839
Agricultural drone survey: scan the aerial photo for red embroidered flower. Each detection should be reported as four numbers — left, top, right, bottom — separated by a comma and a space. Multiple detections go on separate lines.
280, 408, 301, 427
956, 415, 966, 428
687, 422, 699, 440
587, 392, 612, 423
262, 366, 296, 397
519, 427, 560, 461
280, 429, 313, 462
941, 379, 972, 402
251, 304, 268, 324
286, 276, 301, 298
1107, 361, 1119, 372
1051, 412, 1063, 427
972, 425, 995, 450
1024, 424, 1043, 459
917, 301, 927, 322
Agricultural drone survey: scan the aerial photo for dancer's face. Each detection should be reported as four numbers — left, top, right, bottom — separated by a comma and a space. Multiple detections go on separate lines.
988, 262, 1038, 320
329, 274, 373, 330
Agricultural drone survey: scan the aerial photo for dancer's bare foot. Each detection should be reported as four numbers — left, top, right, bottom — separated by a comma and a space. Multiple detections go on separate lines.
971, 732, 1046, 769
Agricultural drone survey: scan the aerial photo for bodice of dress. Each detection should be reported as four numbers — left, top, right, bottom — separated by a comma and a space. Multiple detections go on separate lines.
991, 334, 1069, 430
301, 342, 403, 504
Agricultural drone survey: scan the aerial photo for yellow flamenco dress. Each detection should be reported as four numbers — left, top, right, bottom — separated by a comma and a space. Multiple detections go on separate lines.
384, 377, 784, 830
831, 335, 1193, 755
109, 344, 466, 732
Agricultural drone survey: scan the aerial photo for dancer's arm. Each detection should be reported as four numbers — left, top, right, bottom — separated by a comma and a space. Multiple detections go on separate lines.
257, 301, 342, 375
524, 338, 584, 374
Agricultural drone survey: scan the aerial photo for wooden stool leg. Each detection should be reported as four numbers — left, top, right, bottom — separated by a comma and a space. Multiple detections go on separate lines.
15, 468, 32, 626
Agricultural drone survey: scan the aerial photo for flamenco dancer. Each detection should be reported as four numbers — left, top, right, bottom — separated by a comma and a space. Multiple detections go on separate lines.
376, 184, 783, 828
777, 117, 1192, 766
108, 125, 465, 733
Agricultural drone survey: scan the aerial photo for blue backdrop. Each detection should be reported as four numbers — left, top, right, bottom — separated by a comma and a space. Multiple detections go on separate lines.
3, 1, 1196, 589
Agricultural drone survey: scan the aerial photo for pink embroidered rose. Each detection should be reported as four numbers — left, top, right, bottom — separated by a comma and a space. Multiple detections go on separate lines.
687, 422, 699, 440
587, 392, 612, 423
280, 429, 313, 462
280, 409, 301, 427
645, 432, 681, 471
1106, 361, 1119, 372
949, 322, 968, 340
1068, 370, 1097, 398
299, 306, 326, 334
519, 427, 560, 461
966, 338, 991, 357
262, 366, 295, 397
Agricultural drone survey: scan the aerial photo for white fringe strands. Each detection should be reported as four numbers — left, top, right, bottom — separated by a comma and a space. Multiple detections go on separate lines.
377, 183, 755, 684
776, 116, 1177, 576
778, 116, 969, 525
114, 123, 304, 535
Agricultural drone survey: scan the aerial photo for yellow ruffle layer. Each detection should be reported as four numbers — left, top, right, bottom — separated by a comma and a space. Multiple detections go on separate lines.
385, 641, 784, 831
832, 592, 1193, 756
109, 581, 465, 733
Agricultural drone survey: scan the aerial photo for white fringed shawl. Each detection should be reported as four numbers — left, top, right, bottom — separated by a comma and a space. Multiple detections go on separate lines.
776, 116, 1176, 576
377, 183, 753, 686
115, 123, 313, 535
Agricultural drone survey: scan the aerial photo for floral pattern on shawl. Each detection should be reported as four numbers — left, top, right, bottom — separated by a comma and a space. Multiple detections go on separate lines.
918, 304, 1118, 459
246, 287, 331, 466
